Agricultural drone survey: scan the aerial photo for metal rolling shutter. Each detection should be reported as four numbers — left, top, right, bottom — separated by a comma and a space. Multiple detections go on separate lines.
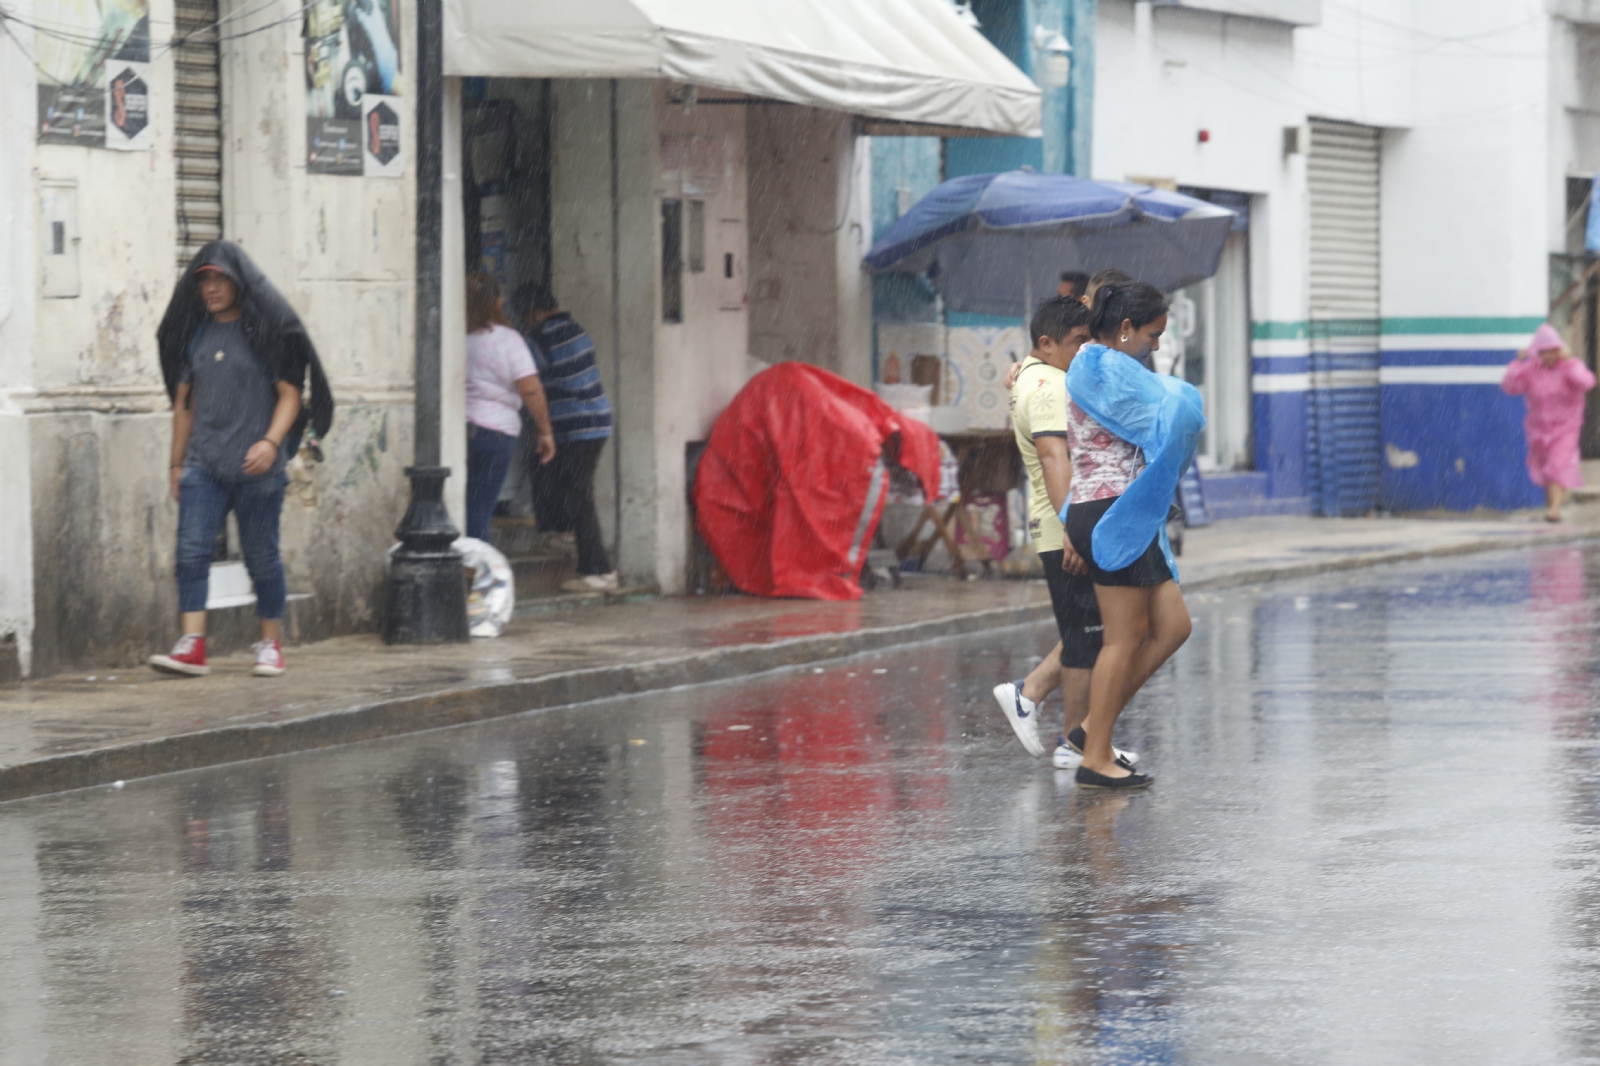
174, 0, 222, 270
1306, 120, 1382, 517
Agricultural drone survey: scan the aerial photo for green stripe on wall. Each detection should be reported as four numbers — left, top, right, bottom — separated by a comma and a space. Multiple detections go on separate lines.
1252, 321, 1308, 340
1379, 316, 1545, 335
1253, 316, 1546, 340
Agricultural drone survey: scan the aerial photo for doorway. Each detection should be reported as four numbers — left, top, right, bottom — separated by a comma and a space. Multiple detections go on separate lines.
461, 79, 554, 517
1168, 211, 1252, 471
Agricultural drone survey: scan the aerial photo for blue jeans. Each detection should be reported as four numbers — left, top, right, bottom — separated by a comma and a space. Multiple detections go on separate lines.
176, 465, 288, 618
466, 423, 517, 542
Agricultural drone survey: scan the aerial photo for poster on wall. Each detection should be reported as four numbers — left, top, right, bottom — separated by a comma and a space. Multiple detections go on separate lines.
307, 118, 363, 175
35, 0, 151, 147
304, 0, 403, 176
104, 62, 152, 151
360, 94, 402, 178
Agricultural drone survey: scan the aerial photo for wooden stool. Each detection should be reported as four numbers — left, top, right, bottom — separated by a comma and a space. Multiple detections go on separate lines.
896, 499, 997, 578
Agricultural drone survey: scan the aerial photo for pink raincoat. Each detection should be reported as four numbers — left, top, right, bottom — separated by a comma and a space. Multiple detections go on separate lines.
1501, 324, 1596, 489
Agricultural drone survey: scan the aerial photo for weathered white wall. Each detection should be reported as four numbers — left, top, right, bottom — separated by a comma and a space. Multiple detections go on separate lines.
1095, 0, 1556, 321
550, 79, 658, 587
747, 107, 873, 385
16, 0, 420, 675
1381, 0, 1549, 318
653, 87, 751, 593
0, 0, 38, 676
26, 0, 182, 675
221, 0, 419, 634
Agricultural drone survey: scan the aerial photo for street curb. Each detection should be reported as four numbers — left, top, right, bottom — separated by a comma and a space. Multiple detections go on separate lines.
1178, 525, 1600, 593
3, 526, 1596, 803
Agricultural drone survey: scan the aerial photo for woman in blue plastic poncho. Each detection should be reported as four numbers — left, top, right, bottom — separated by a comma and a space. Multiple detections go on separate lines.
1061, 282, 1203, 790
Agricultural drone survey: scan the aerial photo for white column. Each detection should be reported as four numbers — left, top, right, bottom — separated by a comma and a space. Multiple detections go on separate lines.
441, 77, 468, 529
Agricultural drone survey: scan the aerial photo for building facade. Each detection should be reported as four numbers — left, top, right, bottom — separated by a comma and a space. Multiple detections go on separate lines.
2, 0, 420, 679
0, 0, 1036, 678
871, 0, 1590, 518
1100, 0, 1575, 515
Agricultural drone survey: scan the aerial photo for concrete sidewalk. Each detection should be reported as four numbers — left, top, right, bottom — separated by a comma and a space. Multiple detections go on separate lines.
2, 505, 1597, 801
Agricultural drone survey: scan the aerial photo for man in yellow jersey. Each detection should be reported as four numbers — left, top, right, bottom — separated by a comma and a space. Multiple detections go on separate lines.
993, 296, 1139, 770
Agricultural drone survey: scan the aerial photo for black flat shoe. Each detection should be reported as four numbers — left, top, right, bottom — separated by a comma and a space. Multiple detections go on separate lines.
1075, 765, 1154, 790
1065, 726, 1138, 770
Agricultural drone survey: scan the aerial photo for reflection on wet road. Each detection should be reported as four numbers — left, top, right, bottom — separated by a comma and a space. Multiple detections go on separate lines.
5, 546, 1600, 1064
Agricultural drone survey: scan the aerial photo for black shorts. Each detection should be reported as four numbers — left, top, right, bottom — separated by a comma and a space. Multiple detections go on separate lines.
1065, 495, 1173, 588
1037, 550, 1104, 669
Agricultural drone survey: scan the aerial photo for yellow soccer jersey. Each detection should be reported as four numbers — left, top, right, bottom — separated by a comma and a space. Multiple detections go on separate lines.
1008, 357, 1071, 554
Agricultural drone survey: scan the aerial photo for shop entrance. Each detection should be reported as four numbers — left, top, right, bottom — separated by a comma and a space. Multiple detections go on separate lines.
460, 79, 554, 517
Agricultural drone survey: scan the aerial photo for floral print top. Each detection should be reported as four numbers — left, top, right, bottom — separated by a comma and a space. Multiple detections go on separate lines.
1067, 399, 1145, 502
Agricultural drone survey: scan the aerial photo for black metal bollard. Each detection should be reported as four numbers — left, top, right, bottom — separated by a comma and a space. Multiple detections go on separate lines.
383, 466, 469, 644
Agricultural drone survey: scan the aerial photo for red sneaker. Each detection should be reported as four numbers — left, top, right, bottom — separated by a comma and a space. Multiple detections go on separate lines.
252, 639, 285, 677
149, 634, 209, 676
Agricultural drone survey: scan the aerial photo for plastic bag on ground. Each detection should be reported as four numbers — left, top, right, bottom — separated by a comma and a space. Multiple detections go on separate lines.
453, 537, 515, 637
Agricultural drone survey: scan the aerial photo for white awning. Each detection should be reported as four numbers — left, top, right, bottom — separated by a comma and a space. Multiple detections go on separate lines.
443, 0, 1043, 137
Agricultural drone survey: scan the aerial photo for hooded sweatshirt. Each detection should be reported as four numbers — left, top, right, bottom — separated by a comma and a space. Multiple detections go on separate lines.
157, 240, 334, 455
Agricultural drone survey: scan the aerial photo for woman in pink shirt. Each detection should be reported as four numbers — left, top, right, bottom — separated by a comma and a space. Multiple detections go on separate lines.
466, 273, 556, 541
1502, 323, 1595, 522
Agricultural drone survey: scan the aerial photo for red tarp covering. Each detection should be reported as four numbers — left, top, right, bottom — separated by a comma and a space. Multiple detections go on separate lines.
693, 362, 942, 601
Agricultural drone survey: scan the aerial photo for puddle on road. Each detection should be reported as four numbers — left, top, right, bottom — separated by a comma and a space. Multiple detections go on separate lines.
4, 546, 1600, 1064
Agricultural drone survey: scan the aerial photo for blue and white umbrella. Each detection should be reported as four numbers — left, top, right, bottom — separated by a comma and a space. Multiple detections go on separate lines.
864, 170, 1237, 317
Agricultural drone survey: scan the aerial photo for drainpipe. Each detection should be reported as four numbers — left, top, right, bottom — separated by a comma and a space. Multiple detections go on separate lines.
383, 0, 469, 644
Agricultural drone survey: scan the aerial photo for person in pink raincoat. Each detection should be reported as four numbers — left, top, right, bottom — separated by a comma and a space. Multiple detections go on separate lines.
1502, 323, 1596, 522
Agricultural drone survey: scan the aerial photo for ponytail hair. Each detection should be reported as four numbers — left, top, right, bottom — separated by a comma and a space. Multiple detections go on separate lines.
1089, 280, 1168, 341
466, 272, 509, 334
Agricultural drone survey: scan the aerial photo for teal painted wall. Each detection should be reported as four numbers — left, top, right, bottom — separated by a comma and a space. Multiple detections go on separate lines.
868, 0, 1097, 336
869, 137, 944, 377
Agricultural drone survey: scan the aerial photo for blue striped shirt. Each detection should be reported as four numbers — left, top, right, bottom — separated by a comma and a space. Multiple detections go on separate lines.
526, 313, 613, 444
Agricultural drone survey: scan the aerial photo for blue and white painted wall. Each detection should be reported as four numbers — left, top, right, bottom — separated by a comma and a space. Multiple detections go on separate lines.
1377, 319, 1546, 511
1252, 317, 1546, 512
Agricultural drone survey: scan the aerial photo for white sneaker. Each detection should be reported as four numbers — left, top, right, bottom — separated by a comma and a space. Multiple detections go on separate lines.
251, 639, 285, 677
562, 571, 619, 594
1052, 740, 1084, 770
992, 681, 1045, 757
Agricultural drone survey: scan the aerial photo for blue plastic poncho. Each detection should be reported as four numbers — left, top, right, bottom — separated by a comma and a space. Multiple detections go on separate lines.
1060, 343, 1205, 580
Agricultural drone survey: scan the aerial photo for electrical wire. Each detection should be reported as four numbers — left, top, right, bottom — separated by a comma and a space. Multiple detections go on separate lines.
1318, 2, 1543, 48
0, 10, 68, 85
1150, 39, 1546, 133
0, 0, 313, 87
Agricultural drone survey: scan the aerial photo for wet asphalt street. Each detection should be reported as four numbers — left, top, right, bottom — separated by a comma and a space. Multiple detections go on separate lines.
5, 546, 1600, 1065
